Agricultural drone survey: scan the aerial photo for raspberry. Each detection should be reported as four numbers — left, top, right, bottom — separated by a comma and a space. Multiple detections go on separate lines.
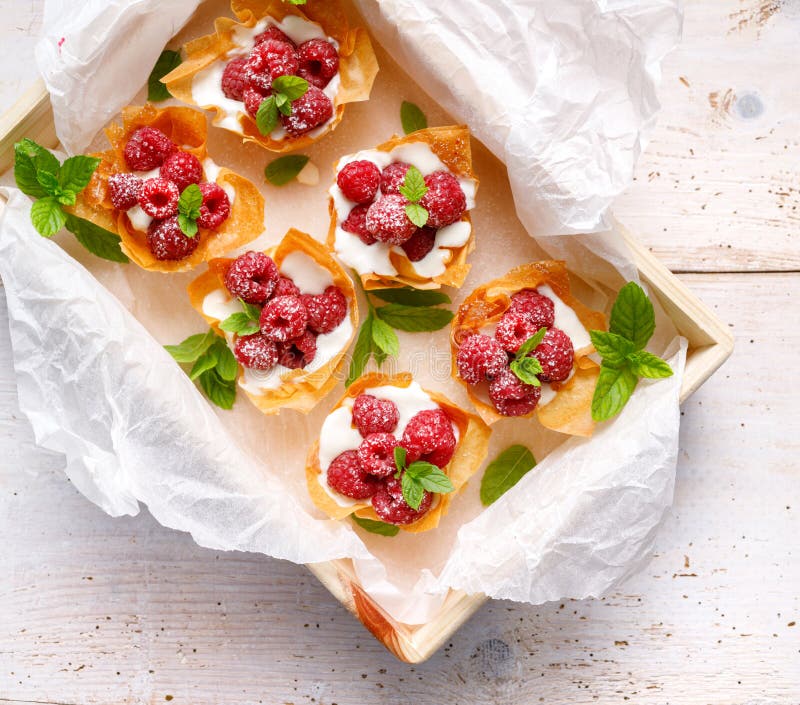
260, 294, 308, 342
297, 38, 339, 89
341, 204, 375, 245
372, 475, 432, 525
123, 126, 175, 171
495, 307, 543, 354
351, 394, 399, 436
138, 177, 179, 219
532, 327, 574, 383
255, 26, 295, 48
273, 275, 300, 298
488, 368, 541, 417
277, 329, 317, 369
159, 151, 203, 193
337, 160, 380, 204
233, 332, 278, 370
220, 57, 249, 101
108, 172, 142, 210
146, 216, 199, 261
401, 409, 456, 468
197, 182, 231, 230
357, 433, 399, 478
327, 450, 380, 500
281, 85, 333, 136
456, 333, 508, 385
509, 289, 555, 329
302, 286, 347, 334
380, 162, 410, 195
244, 39, 299, 91
419, 171, 467, 228
243, 86, 269, 118
224, 251, 279, 304
365, 195, 417, 245
401, 226, 436, 262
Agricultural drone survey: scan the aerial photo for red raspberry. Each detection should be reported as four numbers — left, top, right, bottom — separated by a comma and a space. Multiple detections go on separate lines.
419, 171, 467, 228
357, 433, 400, 478
337, 160, 380, 204
456, 333, 508, 385
365, 195, 417, 245
159, 151, 203, 193
273, 275, 300, 298
380, 162, 410, 195
243, 86, 269, 118
302, 286, 347, 334
108, 172, 142, 210
138, 177, 179, 219
372, 475, 432, 525
277, 329, 317, 369
254, 26, 295, 48
146, 216, 199, 261
341, 204, 375, 245
123, 126, 176, 171
197, 182, 231, 230
327, 450, 380, 500
351, 394, 399, 436
401, 408, 456, 468
495, 307, 543, 354
509, 289, 555, 329
260, 294, 308, 342
233, 332, 278, 370
244, 39, 299, 91
220, 57, 249, 101
297, 38, 339, 89
281, 85, 333, 136
224, 251, 279, 304
401, 226, 436, 262
488, 368, 541, 417
532, 327, 574, 383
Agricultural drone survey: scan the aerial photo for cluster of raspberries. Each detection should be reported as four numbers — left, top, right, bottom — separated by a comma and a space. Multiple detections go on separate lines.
223, 250, 348, 372
337, 159, 467, 263
326, 394, 457, 525
107, 126, 231, 261
220, 26, 338, 136
456, 289, 575, 417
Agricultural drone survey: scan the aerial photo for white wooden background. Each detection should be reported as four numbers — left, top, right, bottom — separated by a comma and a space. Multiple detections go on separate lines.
1, 1, 798, 703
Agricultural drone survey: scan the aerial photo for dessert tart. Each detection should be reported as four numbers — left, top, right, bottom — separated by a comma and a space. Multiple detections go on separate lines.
187, 229, 357, 414
328, 126, 478, 290
72, 104, 264, 271
451, 261, 607, 437
306, 373, 491, 533
162, 0, 378, 152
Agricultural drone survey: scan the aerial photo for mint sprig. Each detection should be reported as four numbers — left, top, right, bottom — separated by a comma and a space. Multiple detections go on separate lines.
264, 154, 309, 186
508, 327, 547, 387
398, 166, 429, 227
148, 49, 182, 102
177, 183, 203, 237
590, 282, 673, 422
220, 299, 262, 336
400, 101, 427, 135
13, 139, 128, 263
480, 445, 537, 506
255, 75, 309, 136
393, 446, 454, 511
351, 515, 400, 537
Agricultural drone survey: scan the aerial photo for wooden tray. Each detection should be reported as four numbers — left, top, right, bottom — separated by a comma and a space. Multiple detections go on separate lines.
0, 79, 734, 663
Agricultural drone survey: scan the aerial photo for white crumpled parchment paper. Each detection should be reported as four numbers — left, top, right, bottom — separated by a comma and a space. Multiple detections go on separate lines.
0, 0, 685, 624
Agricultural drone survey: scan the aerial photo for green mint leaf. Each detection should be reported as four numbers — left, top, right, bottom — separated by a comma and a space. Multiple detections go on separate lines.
265, 154, 309, 186
400, 101, 427, 135
404, 202, 429, 228
214, 341, 239, 381
370, 287, 450, 306
346, 315, 374, 387
401, 472, 425, 511
627, 350, 673, 379
284, 0, 307, 5
591, 363, 639, 422
148, 49, 182, 102
189, 347, 219, 380
58, 155, 100, 195
14, 139, 55, 198
610, 281, 655, 350
178, 183, 203, 219
220, 312, 260, 336
164, 330, 216, 363
398, 165, 427, 203
274, 92, 293, 116
256, 96, 279, 136
63, 213, 129, 263
375, 303, 453, 332
351, 515, 400, 536
509, 357, 542, 387
480, 445, 537, 506
36, 169, 60, 197
178, 214, 198, 238
198, 368, 236, 410
56, 190, 77, 206
589, 329, 636, 367
239, 299, 262, 322
515, 327, 548, 360
272, 75, 309, 101
407, 462, 454, 493
29, 197, 66, 237
394, 445, 407, 474
370, 316, 400, 357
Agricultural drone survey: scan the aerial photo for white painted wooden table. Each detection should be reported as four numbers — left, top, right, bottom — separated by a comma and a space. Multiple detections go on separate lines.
1, 1, 798, 703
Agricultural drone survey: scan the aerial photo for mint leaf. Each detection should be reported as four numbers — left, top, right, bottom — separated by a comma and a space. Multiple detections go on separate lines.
515, 327, 548, 359
480, 445, 536, 506
591, 363, 639, 422
272, 75, 309, 101
14, 139, 54, 198
164, 330, 216, 363
199, 368, 236, 410
214, 341, 239, 381
375, 304, 453, 332
178, 183, 202, 219
30, 197, 66, 237
351, 515, 400, 536
610, 282, 655, 351
393, 445, 407, 474
265, 154, 309, 186
35, 169, 60, 197
58, 155, 100, 195
148, 49, 182, 102
256, 96, 279, 136
370, 288, 450, 306
401, 472, 425, 510
509, 356, 542, 387
220, 312, 260, 336
190, 347, 219, 380
407, 462, 454, 493
398, 165, 427, 203
627, 350, 673, 379
178, 214, 198, 238
589, 330, 636, 367
239, 299, 262, 321
400, 101, 427, 135
404, 202, 429, 228
346, 314, 374, 387
64, 214, 129, 263
284, 0, 307, 5
371, 316, 400, 357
